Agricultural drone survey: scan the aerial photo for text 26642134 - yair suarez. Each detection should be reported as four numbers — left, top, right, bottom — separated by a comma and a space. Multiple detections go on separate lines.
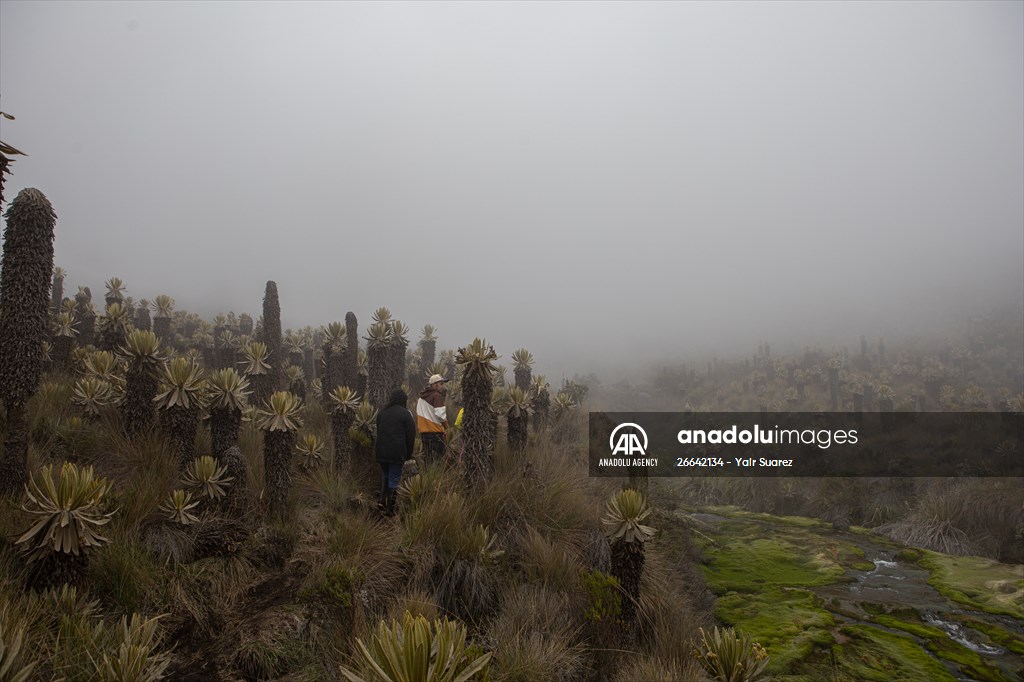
676, 457, 794, 468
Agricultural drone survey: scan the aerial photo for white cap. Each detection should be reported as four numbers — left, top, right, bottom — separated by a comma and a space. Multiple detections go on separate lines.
428, 374, 449, 385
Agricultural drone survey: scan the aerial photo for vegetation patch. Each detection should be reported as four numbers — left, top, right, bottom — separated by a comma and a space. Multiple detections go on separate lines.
704, 505, 827, 528
300, 564, 363, 610
715, 587, 833, 673
871, 613, 1009, 682
235, 637, 304, 681
694, 507, 1024, 680
894, 547, 924, 564
919, 551, 1024, 619
697, 520, 852, 593
582, 569, 621, 623
828, 624, 957, 681
233, 604, 309, 681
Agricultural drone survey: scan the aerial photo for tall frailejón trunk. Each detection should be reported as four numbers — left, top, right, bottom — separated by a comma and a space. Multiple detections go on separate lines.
331, 410, 355, 472
263, 281, 283, 392
342, 312, 359, 389
264, 430, 294, 515
0, 189, 57, 495
153, 316, 170, 342
514, 367, 530, 392
457, 340, 498, 485
210, 406, 241, 456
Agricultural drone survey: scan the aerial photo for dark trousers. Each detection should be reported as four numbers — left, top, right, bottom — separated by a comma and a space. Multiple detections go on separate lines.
379, 462, 402, 494
420, 433, 446, 463
378, 462, 402, 515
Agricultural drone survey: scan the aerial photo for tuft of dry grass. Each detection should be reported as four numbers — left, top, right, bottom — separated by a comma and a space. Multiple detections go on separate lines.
404, 490, 473, 556
296, 465, 361, 514
87, 536, 162, 615
386, 589, 440, 623
486, 585, 587, 682
611, 655, 706, 682
514, 524, 584, 591
951, 477, 1024, 562
104, 432, 181, 531
636, 552, 708, 667
493, 583, 582, 637
877, 478, 1024, 561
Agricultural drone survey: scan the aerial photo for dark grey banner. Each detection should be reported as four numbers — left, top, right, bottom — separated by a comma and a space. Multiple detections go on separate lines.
588, 412, 1023, 477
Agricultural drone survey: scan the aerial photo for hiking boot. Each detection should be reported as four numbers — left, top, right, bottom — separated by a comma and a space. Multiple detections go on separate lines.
384, 488, 398, 517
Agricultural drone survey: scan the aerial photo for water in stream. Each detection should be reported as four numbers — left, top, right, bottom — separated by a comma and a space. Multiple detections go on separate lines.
814, 537, 1021, 681
692, 511, 1024, 681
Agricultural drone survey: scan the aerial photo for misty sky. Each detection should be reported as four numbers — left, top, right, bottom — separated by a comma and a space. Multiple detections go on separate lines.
1, 1, 1022, 378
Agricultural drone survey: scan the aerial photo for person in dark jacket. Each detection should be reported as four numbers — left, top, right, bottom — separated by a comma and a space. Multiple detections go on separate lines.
375, 389, 416, 515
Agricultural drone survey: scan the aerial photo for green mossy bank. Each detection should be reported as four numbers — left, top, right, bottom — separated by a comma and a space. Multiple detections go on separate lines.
689, 508, 1024, 682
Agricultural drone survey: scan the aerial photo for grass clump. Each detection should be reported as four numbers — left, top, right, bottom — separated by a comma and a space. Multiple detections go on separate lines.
235, 637, 304, 680
515, 525, 582, 591
612, 655, 704, 682
301, 564, 364, 610
485, 582, 586, 680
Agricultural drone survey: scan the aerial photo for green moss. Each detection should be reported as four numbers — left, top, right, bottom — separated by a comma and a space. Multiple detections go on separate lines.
872, 613, 945, 639
695, 505, 1022, 681
870, 614, 1008, 681
714, 588, 833, 672
581, 570, 621, 623
832, 625, 956, 681
699, 521, 853, 593
919, 552, 1024, 619
704, 506, 826, 528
